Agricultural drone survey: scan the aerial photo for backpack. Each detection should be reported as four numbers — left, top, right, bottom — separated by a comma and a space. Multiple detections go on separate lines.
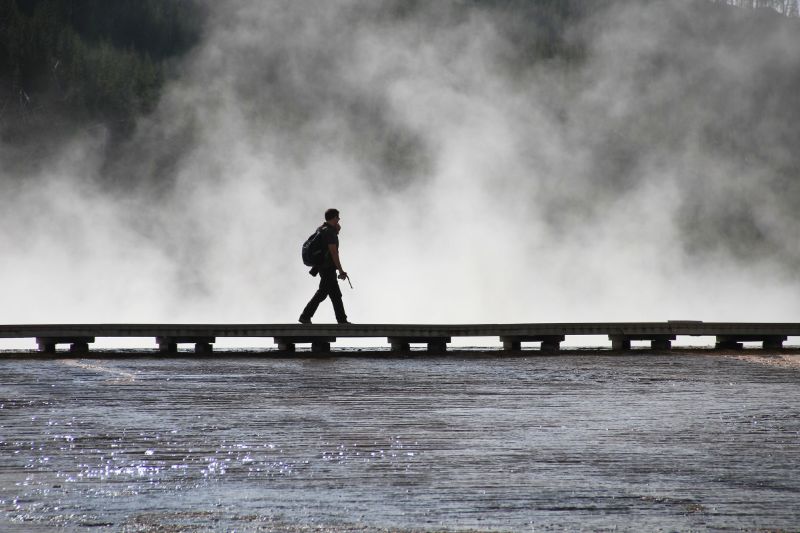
301, 225, 329, 267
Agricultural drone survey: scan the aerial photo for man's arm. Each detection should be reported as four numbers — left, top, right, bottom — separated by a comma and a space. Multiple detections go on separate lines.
328, 244, 347, 279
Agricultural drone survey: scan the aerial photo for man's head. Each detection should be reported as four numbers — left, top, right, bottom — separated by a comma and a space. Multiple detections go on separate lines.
325, 208, 340, 224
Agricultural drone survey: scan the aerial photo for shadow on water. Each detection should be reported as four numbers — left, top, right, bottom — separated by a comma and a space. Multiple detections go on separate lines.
1, 353, 799, 531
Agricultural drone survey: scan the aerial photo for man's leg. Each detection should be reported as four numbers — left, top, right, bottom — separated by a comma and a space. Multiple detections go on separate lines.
331, 294, 347, 323
300, 273, 331, 321
321, 270, 347, 323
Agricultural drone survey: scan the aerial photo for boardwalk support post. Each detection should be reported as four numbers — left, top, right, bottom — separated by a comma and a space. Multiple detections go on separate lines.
387, 337, 450, 353
390, 340, 410, 352
763, 337, 786, 350
427, 338, 449, 353
499, 335, 564, 352
609, 334, 675, 351
503, 339, 521, 351
36, 338, 56, 354
157, 338, 178, 354
311, 340, 331, 353
541, 337, 562, 351
715, 337, 742, 350
274, 337, 336, 353
156, 337, 215, 355
610, 336, 631, 351
69, 341, 90, 354
275, 338, 296, 352
195, 342, 214, 355
651, 338, 672, 350
36, 337, 94, 354
716, 335, 786, 350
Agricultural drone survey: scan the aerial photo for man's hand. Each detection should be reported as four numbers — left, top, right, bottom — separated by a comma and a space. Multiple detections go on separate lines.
338, 270, 348, 280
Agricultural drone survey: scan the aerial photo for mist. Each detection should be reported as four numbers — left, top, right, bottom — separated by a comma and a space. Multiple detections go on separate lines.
1, 0, 799, 331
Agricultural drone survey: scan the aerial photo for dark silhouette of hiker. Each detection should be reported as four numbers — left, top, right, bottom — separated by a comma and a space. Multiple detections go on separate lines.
299, 208, 350, 324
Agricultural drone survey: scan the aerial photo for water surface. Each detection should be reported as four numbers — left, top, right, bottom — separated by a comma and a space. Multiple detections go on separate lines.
1, 353, 799, 531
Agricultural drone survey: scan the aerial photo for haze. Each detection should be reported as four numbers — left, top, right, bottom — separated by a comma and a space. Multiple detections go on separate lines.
1, 0, 798, 340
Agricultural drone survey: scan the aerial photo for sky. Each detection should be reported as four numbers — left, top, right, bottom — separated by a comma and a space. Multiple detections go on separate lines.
1, 0, 799, 342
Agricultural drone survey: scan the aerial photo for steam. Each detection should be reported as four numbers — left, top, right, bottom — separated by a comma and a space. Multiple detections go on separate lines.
1, 0, 799, 335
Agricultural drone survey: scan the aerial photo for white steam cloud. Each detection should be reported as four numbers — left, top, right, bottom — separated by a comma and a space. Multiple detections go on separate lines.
1, 0, 799, 332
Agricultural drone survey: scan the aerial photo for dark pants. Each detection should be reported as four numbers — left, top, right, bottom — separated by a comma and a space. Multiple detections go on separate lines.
300, 268, 347, 323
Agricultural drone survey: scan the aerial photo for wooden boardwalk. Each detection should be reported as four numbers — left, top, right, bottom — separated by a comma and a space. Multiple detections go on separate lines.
1, 321, 798, 354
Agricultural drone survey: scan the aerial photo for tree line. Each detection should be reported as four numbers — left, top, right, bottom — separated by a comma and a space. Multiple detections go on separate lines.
1, 0, 797, 153
0, 0, 203, 134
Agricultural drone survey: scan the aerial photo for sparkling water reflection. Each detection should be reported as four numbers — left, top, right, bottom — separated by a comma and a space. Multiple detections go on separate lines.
1, 353, 799, 531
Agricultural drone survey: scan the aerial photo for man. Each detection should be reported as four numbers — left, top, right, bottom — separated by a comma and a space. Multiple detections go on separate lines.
299, 208, 350, 324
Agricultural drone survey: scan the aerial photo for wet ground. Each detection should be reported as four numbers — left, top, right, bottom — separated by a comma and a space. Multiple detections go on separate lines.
1, 351, 799, 532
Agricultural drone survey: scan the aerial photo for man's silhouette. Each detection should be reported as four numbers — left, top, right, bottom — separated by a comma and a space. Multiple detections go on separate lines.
299, 208, 349, 324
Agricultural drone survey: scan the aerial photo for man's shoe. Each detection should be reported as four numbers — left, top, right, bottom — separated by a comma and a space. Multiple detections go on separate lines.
337, 320, 351, 325
299, 316, 312, 324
